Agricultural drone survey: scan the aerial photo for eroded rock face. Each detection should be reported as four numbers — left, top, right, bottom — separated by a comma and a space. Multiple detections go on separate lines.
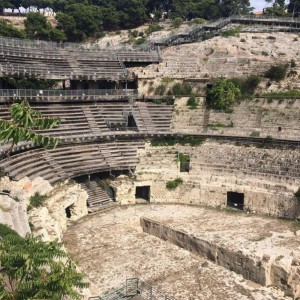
0, 195, 30, 237
29, 184, 88, 241
141, 217, 300, 299
0, 176, 53, 203
0, 176, 88, 241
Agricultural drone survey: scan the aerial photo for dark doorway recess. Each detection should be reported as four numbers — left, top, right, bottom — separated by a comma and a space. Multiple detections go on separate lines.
65, 205, 73, 218
227, 192, 244, 210
128, 114, 137, 128
136, 186, 150, 201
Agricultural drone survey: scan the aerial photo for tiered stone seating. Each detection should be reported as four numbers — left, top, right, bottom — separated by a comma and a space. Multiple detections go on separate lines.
0, 141, 144, 184
0, 102, 173, 143
188, 142, 300, 180
0, 36, 161, 80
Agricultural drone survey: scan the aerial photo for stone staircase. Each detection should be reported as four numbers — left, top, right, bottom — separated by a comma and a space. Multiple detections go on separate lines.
81, 180, 114, 209
134, 103, 156, 133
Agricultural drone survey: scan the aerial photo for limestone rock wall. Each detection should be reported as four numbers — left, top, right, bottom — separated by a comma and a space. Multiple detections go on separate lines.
127, 142, 300, 218
134, 32, 300, 84
141, 217, 300, 299
172, 98, 300, 140
29, 183, 88, 241
0, 195, 30, 237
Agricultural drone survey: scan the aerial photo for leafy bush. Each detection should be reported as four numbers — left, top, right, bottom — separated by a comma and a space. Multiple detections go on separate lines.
0, 223, 19, 238
134, 37, 146, 45
29, 192, 48, 208
250, 131, 260, 137
145, 24, 163, 35
155, 84, 167, 95
172, 17, 183, 28
206, 80, 241, 110
265, 64, 288, 81
194, 18, 205, 24
170, 83, 193, 96
166, 178, 183, 190
187, 96, 198, 109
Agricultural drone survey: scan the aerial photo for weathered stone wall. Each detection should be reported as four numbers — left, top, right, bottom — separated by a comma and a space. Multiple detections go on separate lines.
141, 217, 300, 298
0, 195, 30, 237
117, 142, 300, 218
172, 98, 300, 140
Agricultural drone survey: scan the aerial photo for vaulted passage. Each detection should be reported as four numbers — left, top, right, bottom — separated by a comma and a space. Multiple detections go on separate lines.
227, 192, 244, 210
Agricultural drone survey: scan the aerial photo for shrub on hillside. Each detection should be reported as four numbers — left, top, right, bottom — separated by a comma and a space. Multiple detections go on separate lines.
29, 192, 48, 208
187, 96, 198, 109
265, 64, 288, 81
206, 80, 241, 110
172, 17, 183, 28
166, 178, 183, 190
170, 82, 193, 96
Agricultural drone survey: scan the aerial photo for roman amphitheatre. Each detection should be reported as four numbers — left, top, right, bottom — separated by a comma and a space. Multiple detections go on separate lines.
0, 14, 300, 300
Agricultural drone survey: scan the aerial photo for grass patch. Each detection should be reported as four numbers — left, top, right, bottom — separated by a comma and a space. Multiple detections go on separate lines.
187, 96, 198, 109
166, 178, 183, 190
263, 90, 300, 99
29, 192, 48, 209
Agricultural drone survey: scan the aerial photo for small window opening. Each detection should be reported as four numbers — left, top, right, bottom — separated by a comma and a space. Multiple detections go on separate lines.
179, 153, 190, 172
135, 186, 150, 201
227, 192, 244, 210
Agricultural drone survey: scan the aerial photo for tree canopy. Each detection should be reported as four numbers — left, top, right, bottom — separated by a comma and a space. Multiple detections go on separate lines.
0, 0, 255, 41
0, 100, 60, 157
0, 234, 89, 300
1, 0, 298, 42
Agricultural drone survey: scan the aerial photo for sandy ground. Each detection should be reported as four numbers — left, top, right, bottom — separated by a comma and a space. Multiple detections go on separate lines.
63, 204, 296, 299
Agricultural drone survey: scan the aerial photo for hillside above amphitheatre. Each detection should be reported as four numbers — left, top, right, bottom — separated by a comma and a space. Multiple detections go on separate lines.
134, 32, 300, 89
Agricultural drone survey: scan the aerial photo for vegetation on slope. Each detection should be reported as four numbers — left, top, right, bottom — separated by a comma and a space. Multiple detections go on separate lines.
0, 0, 253, 42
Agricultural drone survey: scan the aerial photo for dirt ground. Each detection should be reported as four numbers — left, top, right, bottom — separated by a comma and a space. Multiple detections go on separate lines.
63, 204, 297, 299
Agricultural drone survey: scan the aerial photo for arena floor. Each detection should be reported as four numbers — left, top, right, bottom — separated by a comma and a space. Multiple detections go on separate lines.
63, 204, 298, 300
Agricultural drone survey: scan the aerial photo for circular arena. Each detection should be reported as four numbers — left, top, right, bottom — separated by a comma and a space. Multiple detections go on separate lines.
0, 14, 300, 300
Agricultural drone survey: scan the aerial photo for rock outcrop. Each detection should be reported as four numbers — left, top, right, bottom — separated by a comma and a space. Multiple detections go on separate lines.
0, 195, 30, 237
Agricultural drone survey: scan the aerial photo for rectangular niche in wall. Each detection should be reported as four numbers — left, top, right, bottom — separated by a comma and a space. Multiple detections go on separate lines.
135, 186, 151, 202
227, 192, 244, 210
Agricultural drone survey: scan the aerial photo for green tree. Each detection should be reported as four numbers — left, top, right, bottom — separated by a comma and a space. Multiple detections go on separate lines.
0, 20, 25, 38
206, 80, 241, 110
0, 234, 89, 300
0, 100, 60, 157
288, 0, 300, 17
24, 12, 66, 41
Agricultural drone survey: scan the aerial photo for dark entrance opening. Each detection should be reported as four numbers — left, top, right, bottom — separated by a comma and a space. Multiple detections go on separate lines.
128, 114, 137, 129
135, 186, 150, 201
227, 192, 244, 210
65, 205, 73, 218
